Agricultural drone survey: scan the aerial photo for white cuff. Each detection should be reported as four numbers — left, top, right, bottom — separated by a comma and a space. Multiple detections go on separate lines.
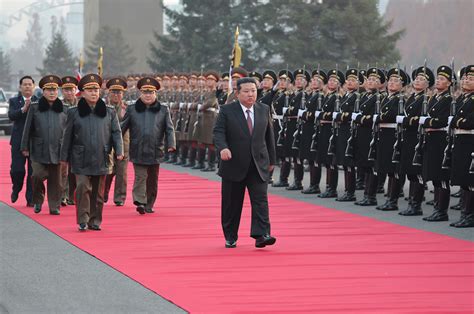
419, 116, 427, 125
332, 112, 338, 120
448, 116, 453, 126
351, 113, 360, 121
373, 114, 378, 122
282, 107, 288, 115
298, 109, 305, 118
396, 115, 405, 124
179, 102, 185, 109
315, 110, 321, 117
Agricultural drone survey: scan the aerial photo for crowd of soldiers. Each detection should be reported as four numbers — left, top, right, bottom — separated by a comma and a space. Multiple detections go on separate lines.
9, 62, 474, 231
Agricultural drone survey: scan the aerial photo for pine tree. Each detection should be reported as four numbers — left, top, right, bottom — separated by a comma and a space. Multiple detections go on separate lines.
38, 32, 76, 76
0, 48, 12, 89
84, 26, 136, 76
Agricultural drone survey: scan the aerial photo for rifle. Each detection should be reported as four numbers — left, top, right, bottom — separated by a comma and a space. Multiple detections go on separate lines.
328, 66, 341, 156
345, 83, 360, 158
277, 66, 290, 147
176, 91, 186, 132
291, 66, 307, 150
367, 86, 381, 161
310, 64, 323, 152
441, 58, 456, 169
413, 61, 429, 166
392, 63, 405, 163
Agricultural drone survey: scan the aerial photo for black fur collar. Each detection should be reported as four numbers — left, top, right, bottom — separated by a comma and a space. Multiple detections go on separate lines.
78, 97, 107, 118
38, 96, 64, 113
135, 98, 161, 113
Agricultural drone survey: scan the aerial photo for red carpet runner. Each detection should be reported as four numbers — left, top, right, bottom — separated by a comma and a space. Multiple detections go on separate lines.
1, 140, 473, 313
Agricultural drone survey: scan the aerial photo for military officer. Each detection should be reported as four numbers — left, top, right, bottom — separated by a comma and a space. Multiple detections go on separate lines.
21, 75, 67, 215
191, 73, 208, 170
258, 70, 278, 106
60, 74, 123, 231
121, 77, 175, 215
183, 72, 200, 168
104, 77, 129, 206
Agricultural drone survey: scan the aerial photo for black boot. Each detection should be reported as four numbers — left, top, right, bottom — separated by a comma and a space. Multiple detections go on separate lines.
355, 168, 365, 190
377, 173, 386, 194
287, 163, 304, 190
423, 188, 449, 222
400, 181, 424, 216
380, 177, 399, 211
273, 161, 290, 187
451, 191, 474, 228
268, 168, 274, 185
191, 148, 206, 170
336, 169, 356, 201
357, 172, 377, 206
319, 167, 338, 198
183, 147, 197, 167
302, 163, 321, 194
450, 190, 465, 210
202, 150, 216, 172
355, 172, 371, 205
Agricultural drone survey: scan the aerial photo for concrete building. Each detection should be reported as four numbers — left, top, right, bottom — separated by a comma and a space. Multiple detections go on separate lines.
84, 0, 163, 73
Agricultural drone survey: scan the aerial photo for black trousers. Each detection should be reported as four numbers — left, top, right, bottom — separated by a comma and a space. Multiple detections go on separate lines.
221, 160, 271, 242
10, 143, 33, 202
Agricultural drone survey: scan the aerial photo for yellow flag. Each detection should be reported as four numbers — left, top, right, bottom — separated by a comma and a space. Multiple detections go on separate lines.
231, 26, 241, 68
97, 47, 103, 77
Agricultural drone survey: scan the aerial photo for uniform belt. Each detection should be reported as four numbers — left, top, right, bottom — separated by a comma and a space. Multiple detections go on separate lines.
320, 120, 332, 124
286, 116, 298, 120
272, 114, 283, 120
454, 129, 474, 135
426, 127, 448, 132
379, 123, 397, 128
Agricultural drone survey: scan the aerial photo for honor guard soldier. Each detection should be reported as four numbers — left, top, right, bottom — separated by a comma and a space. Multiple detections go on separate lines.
121, 77, 175, 215
167, 74, 180, 163
334, 69, 363, 201
284, 68, 310, 191
317, 69, 344, 198
104, 77, 129, 206
21, 75, 67, 215
258, 70, 277, 106
398, 66, 435, 216
249, 71, 263, 99
175, 74, 190, 165
60, 76, 79, 205
421, 65, 455, 222
449, 64, 474, 228
272, 70, 294, 187
217, 72, 230, 106
60, 74, 123, 231
353, 67, 386, 206
300, 69, 327, 194
182, 72, 200, 168
374, 67, 409, 211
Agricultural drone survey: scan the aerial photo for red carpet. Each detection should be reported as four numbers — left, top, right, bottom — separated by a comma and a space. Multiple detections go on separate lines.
1, 139, 473, 313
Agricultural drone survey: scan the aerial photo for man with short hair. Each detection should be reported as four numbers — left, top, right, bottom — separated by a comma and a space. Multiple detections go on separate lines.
8, 75, 37, 206
213, 77, 277, 248
21, 75, 67, 215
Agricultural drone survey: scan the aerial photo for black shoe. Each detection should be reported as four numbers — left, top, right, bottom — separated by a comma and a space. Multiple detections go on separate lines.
452, 216, 474, 228
78, 223, 87, 231
286, 183, 303, 191
450, 202, 462, 210
11, 191, 19, 203
89, 224, 101, 231
272, 181, 289, 188
423, 212, 449, 222
34, 204, 42, 213
357, 198, 377, 206
201, 166, 216, 172
191, 163, 205, 170
26, 202, 34, 207
61, 198, 67, 206
381, 203, 398, 211
255, 234, 276, 248
136, 205, 145, 215
318, 190, 337, 198
376, 200, 389, 210
426, 199, 435, 206
114, 201, 124, 206
67, 200, 75, 205
336, 193, 356, 202
144, 208, 155, 213
301, 186, 321, 194
104, 195, 108, 203
451, 190, 462, 198
49, 209, 60, 215
398, 207, 423, 216
225, 240, 237, 248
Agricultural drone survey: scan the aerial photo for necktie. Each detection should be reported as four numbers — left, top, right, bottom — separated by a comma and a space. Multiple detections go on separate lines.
246, 109, 253, 135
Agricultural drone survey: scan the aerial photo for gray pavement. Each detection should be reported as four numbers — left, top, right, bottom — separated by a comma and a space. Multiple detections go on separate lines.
162, 161, 474, 242
0, 203, 187, 314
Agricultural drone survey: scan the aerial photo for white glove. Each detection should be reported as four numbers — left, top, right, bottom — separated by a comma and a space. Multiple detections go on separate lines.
282, 107, 289, 115
373, 114, 378, 122
332, 112, 338, 120
351, 113, 360, 121
298, 109, 305, 118
396, 115, 405, 124
448, 116, 454, 126
187, 103, 192, 109
197, 104, 202, 111
315, 110, 321, 117
179, 102, 185, 109
419, 116, 427, 125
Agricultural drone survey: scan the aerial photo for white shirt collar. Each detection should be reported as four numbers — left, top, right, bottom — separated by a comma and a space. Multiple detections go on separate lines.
240, 103, 254, 114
